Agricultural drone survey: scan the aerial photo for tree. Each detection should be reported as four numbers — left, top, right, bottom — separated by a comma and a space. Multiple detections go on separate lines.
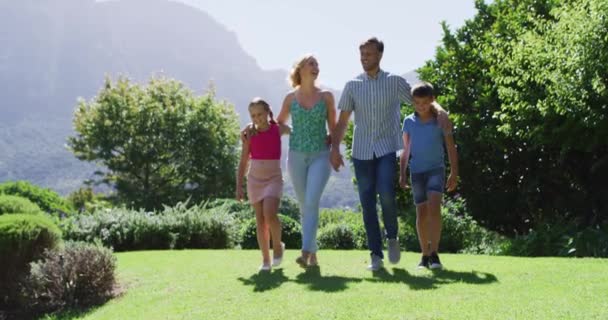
417, 0, 608, 233
68, 77, 240, 210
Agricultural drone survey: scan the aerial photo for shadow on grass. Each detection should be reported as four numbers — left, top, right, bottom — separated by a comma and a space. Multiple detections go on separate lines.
293, 266, 362, 292
238, 266, 362, 293
237, 269, 290, 292
238, 266, 497, 293
38, 306, 103, 320
0, 305, 103, 320
369, 267, 498, 290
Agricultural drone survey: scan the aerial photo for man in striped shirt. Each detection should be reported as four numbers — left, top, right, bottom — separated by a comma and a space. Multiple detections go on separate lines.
330, 37, 450, 271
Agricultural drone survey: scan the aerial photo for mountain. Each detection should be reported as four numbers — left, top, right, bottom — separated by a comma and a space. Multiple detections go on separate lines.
0, 0, 360, 208
0, 0, 291, 123
402, 71, 421, 87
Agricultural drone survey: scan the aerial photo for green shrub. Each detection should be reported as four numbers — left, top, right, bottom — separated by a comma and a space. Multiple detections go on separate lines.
0, 214, 62, 308
67, 187, 112, 214
240, 214, 301, 250
318, 223, 366, 250
20, 241, 116, 314
0, 194, 42, 215
207, 198, 254, 222
208, 196, 301, 222
398, 218, 419, 252
61, 202, 238, 251
207, 198, 252, 214
503, 221, 608, 257
569, 225, 608, 257
279, 197, 301, 221
319, 208, 362, 227
316, 209, 368, 249
0, 181, 73, 216
399, 197, 505, 254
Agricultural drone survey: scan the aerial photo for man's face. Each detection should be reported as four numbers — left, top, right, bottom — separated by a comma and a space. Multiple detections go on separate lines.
413, 96, 435, 115
359, 44, 382, 72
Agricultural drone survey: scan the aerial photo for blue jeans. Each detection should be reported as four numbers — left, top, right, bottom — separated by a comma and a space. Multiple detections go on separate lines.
411, 167, 445, 205
353, 152, 398, 259
287, 150, 331, 253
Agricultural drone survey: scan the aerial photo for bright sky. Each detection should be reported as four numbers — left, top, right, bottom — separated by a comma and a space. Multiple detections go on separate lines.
176, 0, 478, 89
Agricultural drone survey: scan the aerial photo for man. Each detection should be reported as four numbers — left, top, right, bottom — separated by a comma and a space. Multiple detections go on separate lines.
330, 37, 450, 271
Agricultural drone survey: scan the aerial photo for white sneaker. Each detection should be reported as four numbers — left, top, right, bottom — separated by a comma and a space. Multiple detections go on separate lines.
367, 254, 384, 271
429, 252, 443, 270
387, 238, 401, 264
272, 242, 285, 267
259, 263, 271, 272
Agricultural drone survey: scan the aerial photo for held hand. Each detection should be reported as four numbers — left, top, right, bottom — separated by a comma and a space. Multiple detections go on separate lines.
330, 149, 344, 172
446, 174, 458, 192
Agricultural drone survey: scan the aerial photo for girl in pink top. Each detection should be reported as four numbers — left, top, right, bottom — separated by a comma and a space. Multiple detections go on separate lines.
236, 97, 291, 271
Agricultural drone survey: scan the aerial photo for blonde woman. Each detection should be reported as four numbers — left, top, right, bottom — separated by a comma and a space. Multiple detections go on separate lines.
276, 55, 337, 268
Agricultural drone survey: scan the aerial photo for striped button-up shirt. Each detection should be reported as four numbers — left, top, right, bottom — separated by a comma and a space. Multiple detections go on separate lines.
338, 69, 412, 160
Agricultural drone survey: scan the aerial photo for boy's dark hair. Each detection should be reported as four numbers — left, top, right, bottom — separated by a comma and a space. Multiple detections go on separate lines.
359, 37, 384, 53
411, 82, 435, 98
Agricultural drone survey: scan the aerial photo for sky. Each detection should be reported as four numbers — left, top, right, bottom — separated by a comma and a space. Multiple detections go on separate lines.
176, 0, 478, 89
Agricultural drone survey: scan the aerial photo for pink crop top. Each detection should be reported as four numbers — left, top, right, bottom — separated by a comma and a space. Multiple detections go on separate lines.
249, 123, 281, 160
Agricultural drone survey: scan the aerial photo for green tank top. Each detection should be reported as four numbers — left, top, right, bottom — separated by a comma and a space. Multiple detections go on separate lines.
289, 97, 328, 152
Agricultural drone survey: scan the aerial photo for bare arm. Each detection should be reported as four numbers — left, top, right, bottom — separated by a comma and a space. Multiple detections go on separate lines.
279, 123, 291, 135
399, 133, 411, 189
235, 138, 250, 201
431, 101, 453, 131
444, 133, 459, 192
331, 110, 352, 151
324, 91, 337, 133
276, 93, 293, 125
328, 110, 351, 171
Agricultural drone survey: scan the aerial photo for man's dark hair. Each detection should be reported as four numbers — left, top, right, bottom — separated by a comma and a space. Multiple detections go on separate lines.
359, 37, 384, 53
411, 82, 435, 98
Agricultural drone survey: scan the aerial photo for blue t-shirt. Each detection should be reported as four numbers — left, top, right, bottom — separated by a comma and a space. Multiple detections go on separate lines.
402, 113, 445, 173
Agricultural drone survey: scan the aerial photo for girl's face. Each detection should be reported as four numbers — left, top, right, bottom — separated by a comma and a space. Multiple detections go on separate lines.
299, 57, 319, 81
249, 104, 269, 128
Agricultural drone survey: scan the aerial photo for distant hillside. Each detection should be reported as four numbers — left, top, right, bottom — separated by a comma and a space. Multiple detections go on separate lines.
0, 0, 360, 208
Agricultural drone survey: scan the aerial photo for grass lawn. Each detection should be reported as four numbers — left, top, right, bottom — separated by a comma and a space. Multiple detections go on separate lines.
46, 250, 608, 320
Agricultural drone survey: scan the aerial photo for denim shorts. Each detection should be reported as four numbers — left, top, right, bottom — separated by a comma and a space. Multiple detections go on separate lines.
411, 167, 445, 205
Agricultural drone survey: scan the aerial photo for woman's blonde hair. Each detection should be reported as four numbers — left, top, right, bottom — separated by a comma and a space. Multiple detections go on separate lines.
288, 54, 316, 88
248, 97, 276, 124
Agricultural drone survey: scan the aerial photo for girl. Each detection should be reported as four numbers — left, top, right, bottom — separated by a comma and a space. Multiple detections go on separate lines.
236, 97, 291, 271
277, 55, 337, 268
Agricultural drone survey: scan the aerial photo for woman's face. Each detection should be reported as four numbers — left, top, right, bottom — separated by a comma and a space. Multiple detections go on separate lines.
249, 104, 269, 128
299, 57, 319, 81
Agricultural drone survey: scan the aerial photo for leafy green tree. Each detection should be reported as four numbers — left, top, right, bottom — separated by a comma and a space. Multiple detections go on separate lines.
342, 0, 608, 234
69, 77, 240, 210
417, 0, 608, 233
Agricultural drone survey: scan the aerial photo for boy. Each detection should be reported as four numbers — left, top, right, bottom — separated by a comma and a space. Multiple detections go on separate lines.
400, 82, 459, 269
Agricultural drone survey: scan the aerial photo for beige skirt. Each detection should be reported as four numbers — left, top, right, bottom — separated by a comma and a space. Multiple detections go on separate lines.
247, 160, 283, 204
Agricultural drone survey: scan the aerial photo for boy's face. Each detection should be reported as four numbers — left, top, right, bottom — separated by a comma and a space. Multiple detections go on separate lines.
249, 104, 268, 127
413, 96, 435, 115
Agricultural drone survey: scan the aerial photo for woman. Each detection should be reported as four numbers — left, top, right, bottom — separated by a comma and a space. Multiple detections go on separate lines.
276, 54, 337, 267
